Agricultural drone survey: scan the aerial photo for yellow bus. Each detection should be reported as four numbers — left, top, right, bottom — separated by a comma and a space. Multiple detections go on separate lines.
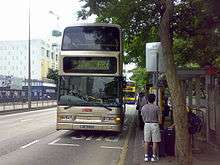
56, 23, 125, 132
123, 81, 136, 104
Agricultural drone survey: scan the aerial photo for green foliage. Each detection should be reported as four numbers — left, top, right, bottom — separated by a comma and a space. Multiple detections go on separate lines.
77, 0, 220, 68
173, 0, 220, 67
47, 68, 59, 84
129, 67, 149, 92
78, 0, 160, 68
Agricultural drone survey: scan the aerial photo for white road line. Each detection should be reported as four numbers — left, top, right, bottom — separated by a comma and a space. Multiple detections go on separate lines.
112, 137, 120, 142
20, 140, 40, 149
71, 136, 85, 140
48, 138, 61, 145
100, 146, 123, 150
48, 143, 80, 147
105, 137, 118, 142
95, 137, 103, 141
19, 119, 32, 122
48, 138, 80, 147
85, 136, 93, 141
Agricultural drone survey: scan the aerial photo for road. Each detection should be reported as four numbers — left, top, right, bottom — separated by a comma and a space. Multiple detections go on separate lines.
0, 105, 136, 165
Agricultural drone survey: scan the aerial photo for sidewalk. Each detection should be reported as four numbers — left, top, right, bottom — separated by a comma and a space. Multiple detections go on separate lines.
127, 113, 220, 165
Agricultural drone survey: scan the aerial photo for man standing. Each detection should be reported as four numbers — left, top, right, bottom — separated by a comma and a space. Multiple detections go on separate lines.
136, 91, 148, 128
141, 93, 161, 162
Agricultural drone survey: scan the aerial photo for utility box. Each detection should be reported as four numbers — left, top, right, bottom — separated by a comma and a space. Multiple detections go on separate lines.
146, 42, 165, 73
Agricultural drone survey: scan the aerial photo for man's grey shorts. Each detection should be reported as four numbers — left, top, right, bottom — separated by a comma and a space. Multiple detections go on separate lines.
144, 123, 161, 142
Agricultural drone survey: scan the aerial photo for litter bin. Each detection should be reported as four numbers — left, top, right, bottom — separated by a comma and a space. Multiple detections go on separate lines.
159, 129, 166, 157
165, 128, 175, 156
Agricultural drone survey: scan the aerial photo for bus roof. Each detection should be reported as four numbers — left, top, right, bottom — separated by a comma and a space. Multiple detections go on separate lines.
64, 23, 121, 29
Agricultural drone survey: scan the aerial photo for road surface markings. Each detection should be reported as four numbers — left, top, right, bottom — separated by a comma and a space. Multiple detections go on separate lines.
48, 138, 80, 147
105, 137, 119, 142
19, 119, 32, 122
71, 136, 86, 140
70, 135, 120, 143
100, 146, 123, 150
48, 138, 61, 145
85, 136, 93, 141
20, 140, 40, 149
49, 143, 80, 147
95, 137, 103, 141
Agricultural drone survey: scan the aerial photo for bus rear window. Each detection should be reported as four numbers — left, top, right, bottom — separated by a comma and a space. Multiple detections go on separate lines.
61, 26, 120, 51
63, 57, 117, 74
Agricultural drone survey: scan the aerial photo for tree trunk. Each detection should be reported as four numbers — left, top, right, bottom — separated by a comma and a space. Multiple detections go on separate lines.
159, 0, 192, 165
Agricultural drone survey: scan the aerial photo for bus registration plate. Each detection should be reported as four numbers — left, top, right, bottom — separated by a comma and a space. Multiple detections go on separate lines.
80, 125, 95, 129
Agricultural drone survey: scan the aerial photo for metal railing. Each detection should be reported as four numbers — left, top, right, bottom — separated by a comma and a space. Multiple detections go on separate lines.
0, 100, 57, 112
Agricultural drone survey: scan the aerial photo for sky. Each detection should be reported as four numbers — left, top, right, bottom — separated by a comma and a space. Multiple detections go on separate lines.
0, 0, 135, 78
0, 0, 96, 40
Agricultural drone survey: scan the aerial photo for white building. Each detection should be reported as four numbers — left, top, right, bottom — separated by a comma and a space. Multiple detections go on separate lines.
0, 39, 60, 80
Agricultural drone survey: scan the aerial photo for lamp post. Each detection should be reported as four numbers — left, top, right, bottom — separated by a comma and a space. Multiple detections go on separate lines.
49, 10, 62, 37
49, 10, 60, 29
28, 1, 31, 110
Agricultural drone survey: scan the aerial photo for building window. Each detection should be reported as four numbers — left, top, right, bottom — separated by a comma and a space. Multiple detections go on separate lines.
51, 52, 54, 59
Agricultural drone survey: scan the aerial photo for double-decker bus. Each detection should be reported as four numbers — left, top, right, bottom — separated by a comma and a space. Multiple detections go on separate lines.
57, 23, 125, 132
123, 81, 136, 104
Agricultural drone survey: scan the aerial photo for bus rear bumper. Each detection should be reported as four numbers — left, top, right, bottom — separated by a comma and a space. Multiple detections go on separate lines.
57, 123, 122, 132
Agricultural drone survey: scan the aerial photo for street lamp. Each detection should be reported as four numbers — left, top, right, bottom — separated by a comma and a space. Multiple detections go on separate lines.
49, 10, 60, 21
49, 10, 62, 37
28, 1, 31, 110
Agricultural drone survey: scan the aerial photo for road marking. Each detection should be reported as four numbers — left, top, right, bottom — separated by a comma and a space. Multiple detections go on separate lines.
85, 136, 93, 141
95, 137, 103, 141
19, 119, 32, 122
48, 138, 80, 147
71, 136, 85, 140
49, 143, 80, 147
105, 137, 119, 142
48, 138, 61, 145
100, 146, 123, 150
20, 140, 40, 149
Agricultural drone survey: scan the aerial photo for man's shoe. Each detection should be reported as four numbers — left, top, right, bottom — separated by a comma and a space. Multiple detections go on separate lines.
151, 155, 159, 162
144, 155, 149, 162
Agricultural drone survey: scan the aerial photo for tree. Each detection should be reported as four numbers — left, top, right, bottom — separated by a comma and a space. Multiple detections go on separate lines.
47, 68, 59, 84
77, 1, 220, 164
78, 0, 161, 67
78, 0, 220, 68
129, 67, 149, 92
160, 1, 191, 164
